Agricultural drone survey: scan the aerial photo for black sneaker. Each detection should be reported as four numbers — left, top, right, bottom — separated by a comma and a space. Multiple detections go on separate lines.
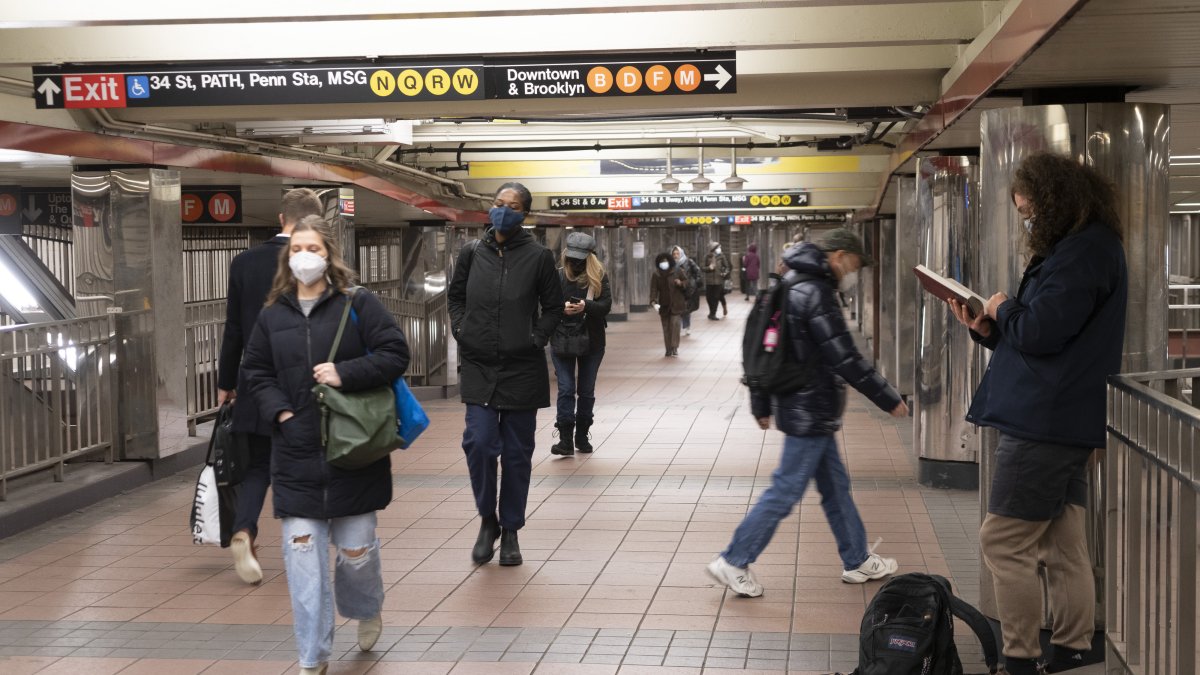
1045, 646, 1102, 672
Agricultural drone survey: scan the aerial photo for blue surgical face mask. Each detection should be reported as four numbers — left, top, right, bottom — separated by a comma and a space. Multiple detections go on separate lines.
489, 206, 525, 234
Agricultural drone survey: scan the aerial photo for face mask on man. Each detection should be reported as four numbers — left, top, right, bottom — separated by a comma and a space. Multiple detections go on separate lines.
658, 261, 670, 271
289, 251, 328, 286
1024, 217, 1035, 234
839, 269, 860, 293
489, 206, 525, 234
715, 247, 722, 255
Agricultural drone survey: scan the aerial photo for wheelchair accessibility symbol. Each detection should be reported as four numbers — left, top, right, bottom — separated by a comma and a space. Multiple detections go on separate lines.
127, 76, 150, 99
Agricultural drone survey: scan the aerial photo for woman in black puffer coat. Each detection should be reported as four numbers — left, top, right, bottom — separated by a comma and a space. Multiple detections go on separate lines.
242, 216, 409, 674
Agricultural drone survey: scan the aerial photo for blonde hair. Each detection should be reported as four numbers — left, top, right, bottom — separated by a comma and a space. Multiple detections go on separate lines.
560, 250, 605, 297
265, 215, 357, 306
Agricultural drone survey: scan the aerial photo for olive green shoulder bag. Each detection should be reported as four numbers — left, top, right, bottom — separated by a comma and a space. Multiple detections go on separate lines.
313, 289, 400, 470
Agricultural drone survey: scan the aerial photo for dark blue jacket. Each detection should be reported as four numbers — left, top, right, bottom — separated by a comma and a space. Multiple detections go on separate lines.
242, 287, 410, 520
751, 243, 902, 436
965, 223, 1127, 449
218, 235, 288, 436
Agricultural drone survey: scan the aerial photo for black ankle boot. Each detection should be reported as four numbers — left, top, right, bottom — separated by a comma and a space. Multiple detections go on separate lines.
498, 529, 522, 566
551, 422, 574, 456
575, 417, 593, 453
1003, 655, 1044, 675
471, 515, 501, 564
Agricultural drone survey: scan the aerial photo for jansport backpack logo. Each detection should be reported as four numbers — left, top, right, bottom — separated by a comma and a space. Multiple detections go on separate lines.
849, 573, 999, 675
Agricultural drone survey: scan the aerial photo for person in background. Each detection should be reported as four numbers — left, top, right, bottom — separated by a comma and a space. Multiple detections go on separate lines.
242, 216, 410, 675
703, 241, 731, 319
949, 153, 1125, 675
448, 182, 563, 567
708, 228, 906, 598
217, 187, 323, 586
649, 251, 691, 357
742, 243, 760, 300
671, 245, 703, 336
550, 231, 612, 456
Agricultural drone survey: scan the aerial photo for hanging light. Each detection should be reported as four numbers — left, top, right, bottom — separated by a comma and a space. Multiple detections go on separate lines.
656, 141, 681, 192
689, 139, 712, 192
722, 137, 747, 191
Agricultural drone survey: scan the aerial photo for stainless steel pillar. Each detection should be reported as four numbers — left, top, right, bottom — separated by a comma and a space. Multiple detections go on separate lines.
977, 103, 1170, 623
914, 156, 982, 490
877, 218, 898, 382
315, 186, 355, 270
895, 176, 920, 398
595, 227, 628, 321
72, 168, 185, 460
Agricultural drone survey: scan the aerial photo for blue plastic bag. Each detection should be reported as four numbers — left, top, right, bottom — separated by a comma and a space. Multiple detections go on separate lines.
351, 302, 429, 449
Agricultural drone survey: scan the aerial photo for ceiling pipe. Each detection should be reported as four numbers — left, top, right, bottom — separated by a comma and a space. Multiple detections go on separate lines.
722, 138, 747, 191
398, 139, 820, 156
689, 140, 712, 192
656, 140, 681, 192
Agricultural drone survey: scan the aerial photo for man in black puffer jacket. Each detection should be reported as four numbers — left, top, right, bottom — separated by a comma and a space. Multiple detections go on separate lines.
448, 183, 564, 567
708, 230, 909, 598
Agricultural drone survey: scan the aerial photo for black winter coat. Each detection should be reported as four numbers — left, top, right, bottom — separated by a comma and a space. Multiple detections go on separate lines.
750, 243, 901, 436
242, 287, 410, 520
677, 257, 704, 313
966, 223, 1127, 448
448, 227, 564, 409
218, 235, 288, 436
557, 270, 612, 353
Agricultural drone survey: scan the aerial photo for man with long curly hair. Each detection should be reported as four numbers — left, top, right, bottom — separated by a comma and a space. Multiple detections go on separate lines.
949, 153, 1126, 674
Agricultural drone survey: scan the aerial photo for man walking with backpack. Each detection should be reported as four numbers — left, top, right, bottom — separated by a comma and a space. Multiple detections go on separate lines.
708, 229, 908, 597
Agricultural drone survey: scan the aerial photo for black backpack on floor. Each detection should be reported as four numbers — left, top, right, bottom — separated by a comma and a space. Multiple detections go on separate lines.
850, 573, 999, 675
740, 273, 818, 395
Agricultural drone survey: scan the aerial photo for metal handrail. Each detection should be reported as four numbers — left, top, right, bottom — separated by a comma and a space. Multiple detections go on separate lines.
0, 316, 115, 499
1168, 284, 1200, 360
184, 299, 226, 435
1105, 370, 1199, 674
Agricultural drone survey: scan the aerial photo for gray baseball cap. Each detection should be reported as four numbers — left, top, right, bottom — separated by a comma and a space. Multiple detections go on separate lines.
565, 231, 597, 260
818, 228, 874, 266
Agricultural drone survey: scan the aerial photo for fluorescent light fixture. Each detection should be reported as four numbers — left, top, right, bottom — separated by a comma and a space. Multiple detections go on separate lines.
0, 258, 40, 313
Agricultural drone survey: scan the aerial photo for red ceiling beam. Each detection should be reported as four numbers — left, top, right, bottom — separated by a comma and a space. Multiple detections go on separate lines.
866, 0, 1089, 217
0, 119, 607, 226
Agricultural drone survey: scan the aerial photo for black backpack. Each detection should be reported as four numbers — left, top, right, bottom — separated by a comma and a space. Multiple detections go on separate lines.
741, 273, 817, 395
850, 573, 999, 675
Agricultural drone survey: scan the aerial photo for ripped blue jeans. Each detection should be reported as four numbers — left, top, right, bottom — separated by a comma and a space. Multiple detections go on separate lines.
281, 512, 384, 668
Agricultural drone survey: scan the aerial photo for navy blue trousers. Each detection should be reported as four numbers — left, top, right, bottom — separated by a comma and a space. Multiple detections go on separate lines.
462, 405, 538, 530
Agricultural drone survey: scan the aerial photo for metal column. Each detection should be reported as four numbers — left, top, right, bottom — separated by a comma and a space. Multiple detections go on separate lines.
914, 156, 982, 490
876, 218, 898, 382
895, 176, 920, 399
72, 168, 185, 460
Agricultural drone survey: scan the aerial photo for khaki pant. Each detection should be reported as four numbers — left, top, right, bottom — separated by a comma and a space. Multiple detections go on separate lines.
980, 504, 1094, 659
659, 314, 680, 351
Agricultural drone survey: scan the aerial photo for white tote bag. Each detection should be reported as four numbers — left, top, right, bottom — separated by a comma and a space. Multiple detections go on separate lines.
190, 464, 224, 545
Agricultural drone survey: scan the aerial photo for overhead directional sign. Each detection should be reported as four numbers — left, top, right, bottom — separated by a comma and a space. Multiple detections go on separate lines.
0, 186, 18, 235
549, 191, 809, 212
181, 187, 242, 224
31, 51, 735, 109
21, 188, 71, 227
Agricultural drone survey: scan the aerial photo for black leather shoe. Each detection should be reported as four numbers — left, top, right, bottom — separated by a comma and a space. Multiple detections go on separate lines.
471, 515, 501, 564
498, 529, 522, 566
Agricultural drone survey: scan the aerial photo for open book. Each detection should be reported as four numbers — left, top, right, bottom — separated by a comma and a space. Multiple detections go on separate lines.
913, 264, 986, 318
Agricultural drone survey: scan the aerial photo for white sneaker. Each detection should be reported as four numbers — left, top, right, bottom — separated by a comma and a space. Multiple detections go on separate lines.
230, 531, 263, 585
684, 328, 691, 336
299, 664, 327, 675
842, 552, 898, 584
358, 614, 382, 651
706, 556, 764, 597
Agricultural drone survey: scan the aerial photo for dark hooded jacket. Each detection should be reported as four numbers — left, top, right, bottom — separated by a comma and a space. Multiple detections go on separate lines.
241, 287, 410, 519
448, 227, 564, 409
750, 243, 901, 436
743, 244, 761, 282
649, 256, 691, 315
557, 268, 613, 353
673, 246, 704, 313
965, 222, 1127, 448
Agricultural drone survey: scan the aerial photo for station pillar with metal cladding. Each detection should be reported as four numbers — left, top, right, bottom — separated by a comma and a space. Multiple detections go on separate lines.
976, 103, 1169, 623
71, 168, 187, 460
594, 227, 628, 321
314, 186, 355, 270
894, 176, 920, 400
913, 156, 982, 490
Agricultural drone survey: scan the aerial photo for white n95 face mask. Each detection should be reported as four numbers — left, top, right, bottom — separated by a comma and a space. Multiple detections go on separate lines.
839, 269, 860, 292
658, 261, 670, 271
289, 251, 328, 286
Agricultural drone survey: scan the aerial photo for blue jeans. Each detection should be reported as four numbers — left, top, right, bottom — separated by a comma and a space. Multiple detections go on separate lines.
681, 312, 691, 330
463, 405, 537, 530
282, 513, 384, 668
722, 433, 869, 570
551, 350, 605, 423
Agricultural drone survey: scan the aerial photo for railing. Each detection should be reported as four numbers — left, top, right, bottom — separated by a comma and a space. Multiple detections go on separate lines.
0, 316, 115, 499
1105, 369, 1200, 674
184, 300, 225, 435
22, 222, 74, 299
361, 280, 446, 386
1168, 284, 1200, 361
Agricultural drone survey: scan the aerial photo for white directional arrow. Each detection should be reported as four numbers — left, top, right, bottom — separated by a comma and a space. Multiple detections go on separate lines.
22, 195, 41, 223
703, 64, 733, 90
37, 79, 61, 106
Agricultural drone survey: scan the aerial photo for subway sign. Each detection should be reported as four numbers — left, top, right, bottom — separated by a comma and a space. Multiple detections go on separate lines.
549, 191, 810, 212
31, 51, 735, 109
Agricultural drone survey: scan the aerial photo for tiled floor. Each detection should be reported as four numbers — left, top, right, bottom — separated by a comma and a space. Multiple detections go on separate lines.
0, 300, 994, 674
